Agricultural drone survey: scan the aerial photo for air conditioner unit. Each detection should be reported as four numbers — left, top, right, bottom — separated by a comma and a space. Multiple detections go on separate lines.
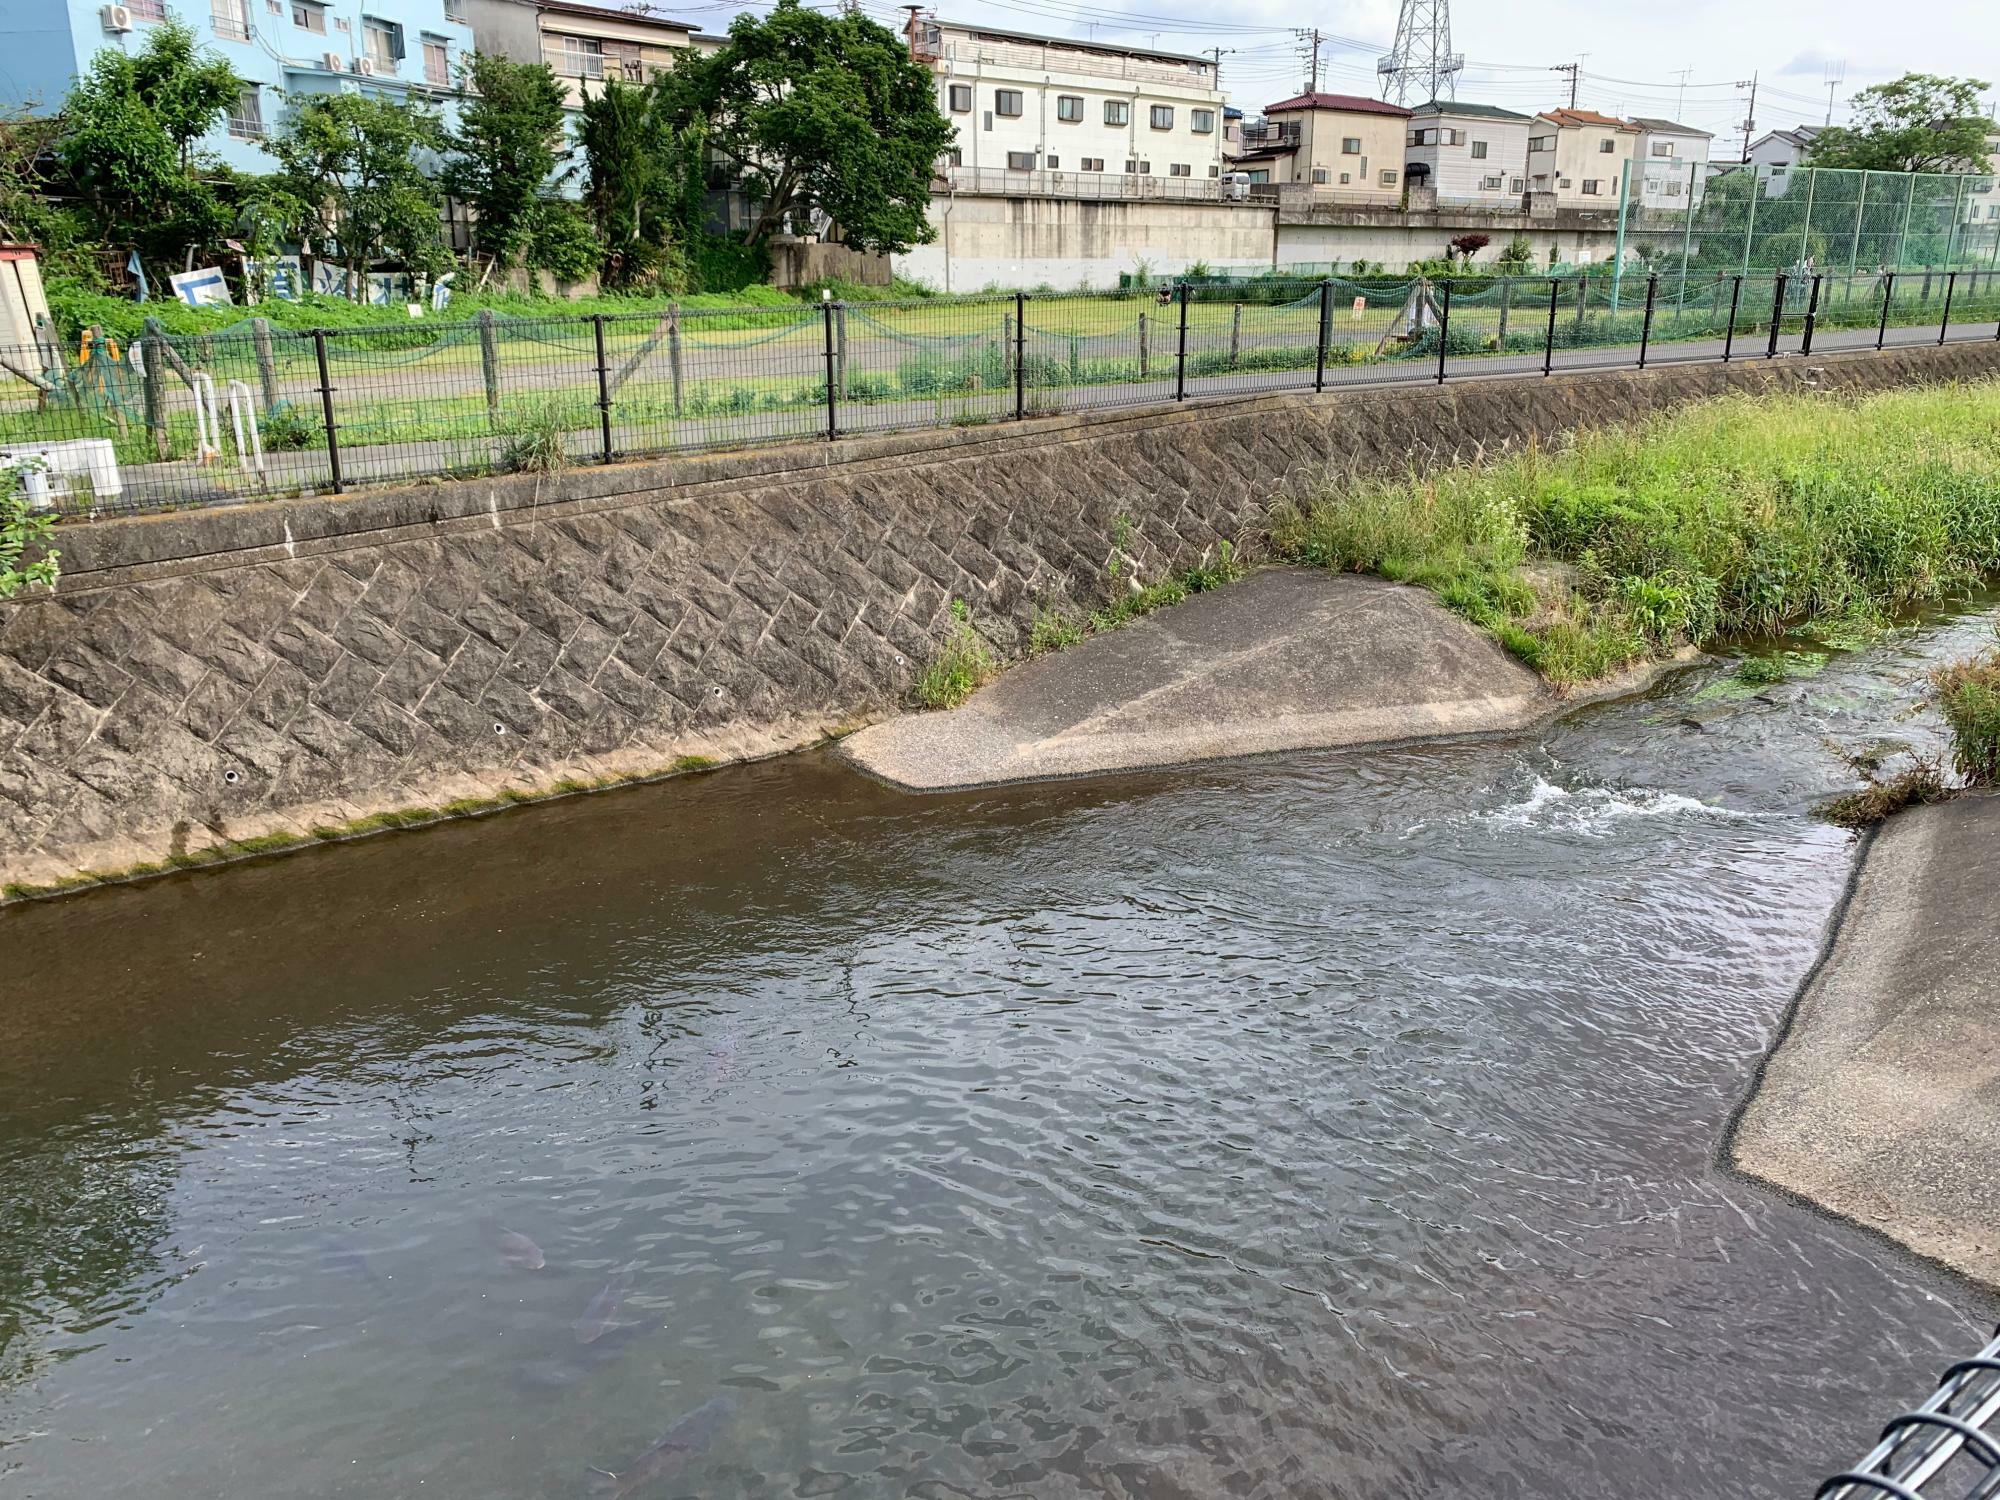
353, 56, 377, 75
322, 50, 345, 70
101, 4, 134, 31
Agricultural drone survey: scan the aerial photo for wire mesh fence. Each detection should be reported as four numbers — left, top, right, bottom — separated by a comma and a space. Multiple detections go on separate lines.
4, 268, 1998, 519
1819, 1322, 2000, 1499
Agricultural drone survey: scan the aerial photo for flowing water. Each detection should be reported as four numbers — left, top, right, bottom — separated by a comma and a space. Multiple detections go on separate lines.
4, 604, 1998, 1500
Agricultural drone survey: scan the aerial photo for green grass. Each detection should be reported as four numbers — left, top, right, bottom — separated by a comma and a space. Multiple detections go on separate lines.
912, 599, 998, 709
1815, 761, 1954, 828
1935, 646, 2000, 785
1274, 380, 2000, 686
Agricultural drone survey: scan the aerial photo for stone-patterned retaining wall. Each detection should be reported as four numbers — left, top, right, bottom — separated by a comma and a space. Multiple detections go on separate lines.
4, 343, 1997, 891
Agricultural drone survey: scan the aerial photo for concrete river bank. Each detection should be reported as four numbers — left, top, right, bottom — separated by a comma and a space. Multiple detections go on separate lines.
2, 599, 1997, 1498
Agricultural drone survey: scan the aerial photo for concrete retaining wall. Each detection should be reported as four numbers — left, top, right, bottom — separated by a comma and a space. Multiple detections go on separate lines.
4, 342, 1999, 891
896, 197, 1277, 291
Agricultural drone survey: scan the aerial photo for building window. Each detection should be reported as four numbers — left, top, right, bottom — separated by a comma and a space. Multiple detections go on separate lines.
994, 89, 1023, 117
1046, 154, 1058, 168
1081, 156, 1104, 171
443, 0, 465, 17
1651, 141, 1675, 157
1598, 138, 1615, 153
1312, 167, 1328, 184
943, 147, 962, 167
1056, 94, 1083, 122
1558, 177, 1572, 188
1446, 128, 1462, 145
1246, 168, 1269, 184
227, 83, 263, 137
948, 83, 971, 112
127, 0, 168, 15
1341, 137, 1361, 154
1191, 108, 1214, 134
1169, 162, 1190, 176
1105, 100, 1129, 126
1338, 172, 1351, 184
362, 17, 400, 69
1665, 178, 1684, 197
1209, 164, 1219, 175
1481, 174, 1502, 189
1123, 158, 1150, 174
291, 0, 325, 32
1581, 178, 1600, 195
1005, 150, 1034, 170
423, 36, 448, 85
1470, 140, 1487, 159
1150, 105, 1173, 130
1770, 164, 1788, 176
1528, 133, 1553, 151
1379, 168, 1398, 186
1510, 177, 1524, 192
211, 0, 250, 40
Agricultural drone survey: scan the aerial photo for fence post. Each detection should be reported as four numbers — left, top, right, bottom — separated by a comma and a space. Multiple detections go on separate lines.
1765, 273, 1787, 359
1014, 290, 1026, 421
1938, 270, 1956, 345
1878, 271, 1895, 350
821, 299, 839, 441
1496, 275, 1512, 347
591, 314, 613, 464
1800, 275, 1822, 356
1174, 282, 1188, 401
834, 301, 848, 399
1138, 310, 1149, 379
1637, 274, 1657, 369
140, 316, 169, 460
1314, 279, 1331, 392
311, 328, 343, 494
1435, 280, 1451, 385
1723, 275, 1743, 361
667, 305, 683, 416
1573, 274, 1588, 333
251, 316, 280, 412
1543, 278, 1559, 376
1227, 302, 1242, 369
477, 306, 501, 424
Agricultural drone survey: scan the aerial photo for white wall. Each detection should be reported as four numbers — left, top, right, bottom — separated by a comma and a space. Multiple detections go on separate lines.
1405, 113, 1530, 203
894, 196, 1273, 291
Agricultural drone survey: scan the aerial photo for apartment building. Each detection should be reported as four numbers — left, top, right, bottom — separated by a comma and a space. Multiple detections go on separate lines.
1231, 92, 1412, 201
3, 0, 470, 170
465, 0, 695, 107
906, 13, 1226, 193
1744, 125, 1821, 194
1402, 99, 1531, 205
1527, 108, 1638, 207
1628, 117, 1712, 209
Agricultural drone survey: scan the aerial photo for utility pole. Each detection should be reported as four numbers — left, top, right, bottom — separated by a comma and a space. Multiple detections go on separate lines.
1673, 67, 1692, 120
1551, 61, 1579, 111
1823, 62, 1845, 126
1294, 28, 1322, 93
1737, 72, 1758, 162
1204, 45, 1235, 89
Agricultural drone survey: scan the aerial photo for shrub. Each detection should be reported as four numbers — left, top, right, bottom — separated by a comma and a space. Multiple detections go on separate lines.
1934, 648, 2000, 785
912, 599, 996, 709
2, 460, 60, 598
500, 399, 572, 474
1816, 761, 1952, 828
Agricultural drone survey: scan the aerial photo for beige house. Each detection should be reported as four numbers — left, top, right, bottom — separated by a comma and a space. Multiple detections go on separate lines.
466, 0, 697, 106
1231, 92, 1413, 202
1526, 108, 1639, 207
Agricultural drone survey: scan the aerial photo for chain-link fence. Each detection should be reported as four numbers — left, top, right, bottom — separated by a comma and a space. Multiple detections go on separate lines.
1819, 1323, 2000, 1499
4, 268, 1997, 518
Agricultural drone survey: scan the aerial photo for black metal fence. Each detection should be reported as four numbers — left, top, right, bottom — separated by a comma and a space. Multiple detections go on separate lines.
4, 268, 1999, 518
1819, 1323, 2000, 1499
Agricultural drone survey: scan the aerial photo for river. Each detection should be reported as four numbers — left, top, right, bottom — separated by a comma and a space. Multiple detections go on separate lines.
3, 602, 1996, 1499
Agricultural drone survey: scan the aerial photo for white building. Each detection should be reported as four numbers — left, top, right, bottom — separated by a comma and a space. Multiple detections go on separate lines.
1527, 108, 1638, 207
905, 13, 1227, 198
1628, 117, 1712, 210
1745, 125, 1822, 195
1402, 100, 1532, 206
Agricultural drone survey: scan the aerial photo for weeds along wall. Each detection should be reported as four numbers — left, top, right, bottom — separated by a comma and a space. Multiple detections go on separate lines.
2, 339, 1998, 894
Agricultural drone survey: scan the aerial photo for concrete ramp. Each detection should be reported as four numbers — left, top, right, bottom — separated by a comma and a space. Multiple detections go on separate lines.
841, 568, 1548, 791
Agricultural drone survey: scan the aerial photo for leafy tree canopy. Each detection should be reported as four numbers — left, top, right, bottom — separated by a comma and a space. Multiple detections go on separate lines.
446, 53, 571, 267
1810, 73, 1995, 175
578, 77, 706, 290
268, 92, 449, 287
681, 0, 952, 254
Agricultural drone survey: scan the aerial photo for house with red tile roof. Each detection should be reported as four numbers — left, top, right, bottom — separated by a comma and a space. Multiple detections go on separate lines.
1229, 91, 1414, 201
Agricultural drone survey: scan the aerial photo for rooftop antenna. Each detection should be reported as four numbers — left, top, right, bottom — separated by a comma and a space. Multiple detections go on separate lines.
1377, 0, 1463, 105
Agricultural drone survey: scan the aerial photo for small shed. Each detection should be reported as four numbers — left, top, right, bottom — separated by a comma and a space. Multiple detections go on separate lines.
0, 245, 52, 353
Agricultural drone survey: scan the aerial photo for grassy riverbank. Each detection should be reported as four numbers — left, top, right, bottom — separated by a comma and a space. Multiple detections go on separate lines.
1274, 380, 2000, 685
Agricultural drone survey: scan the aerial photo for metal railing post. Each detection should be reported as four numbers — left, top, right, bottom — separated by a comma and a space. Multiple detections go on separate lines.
1014, 290, 1026, 420
1174, 282, 1189, 401
1637, 274, 1657, 369
1543, 278, 1559, 376
821, 299, 839, 441
1878, 271, 1895, 349
1723, 275, 1743, 361
1314, 279, 1331, 392
1939, 270, 1956, 344
1800, 275, 1822, 356
311, 329, 343, 494
591, 315, 613, 463
1766, 272, 1788, 359
1435, 279, 1451, 385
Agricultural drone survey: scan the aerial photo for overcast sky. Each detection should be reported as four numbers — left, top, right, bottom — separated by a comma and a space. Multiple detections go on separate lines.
685, 0, 2000, 150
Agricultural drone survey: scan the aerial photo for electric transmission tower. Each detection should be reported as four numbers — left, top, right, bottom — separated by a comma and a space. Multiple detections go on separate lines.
1377, 0, 1464, 105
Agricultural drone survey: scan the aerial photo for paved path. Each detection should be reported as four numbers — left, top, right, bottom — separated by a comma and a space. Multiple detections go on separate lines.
1731, 793, 2000, 1288
841, 568, 1551, 790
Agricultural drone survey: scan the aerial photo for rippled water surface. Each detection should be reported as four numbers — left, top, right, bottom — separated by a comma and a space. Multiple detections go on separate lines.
4, 605, 1998, 1499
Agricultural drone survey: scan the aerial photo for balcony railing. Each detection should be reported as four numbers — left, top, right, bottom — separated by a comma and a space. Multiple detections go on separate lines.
926, 39, 1213, 90
939, 166, 1251, 204
211, 4, 251, 40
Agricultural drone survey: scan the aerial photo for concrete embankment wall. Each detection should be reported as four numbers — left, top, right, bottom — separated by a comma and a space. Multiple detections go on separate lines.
4, 342, 1998, 892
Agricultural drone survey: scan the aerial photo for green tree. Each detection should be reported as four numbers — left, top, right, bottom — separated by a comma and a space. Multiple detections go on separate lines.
269, 93, 448, 292
578, 77, 705, 289
58, 19, 237, 272
686, 0, 951, 254
1809, 73, 1994, 174
446, 53, 571, 268
1, 464, 59, 600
